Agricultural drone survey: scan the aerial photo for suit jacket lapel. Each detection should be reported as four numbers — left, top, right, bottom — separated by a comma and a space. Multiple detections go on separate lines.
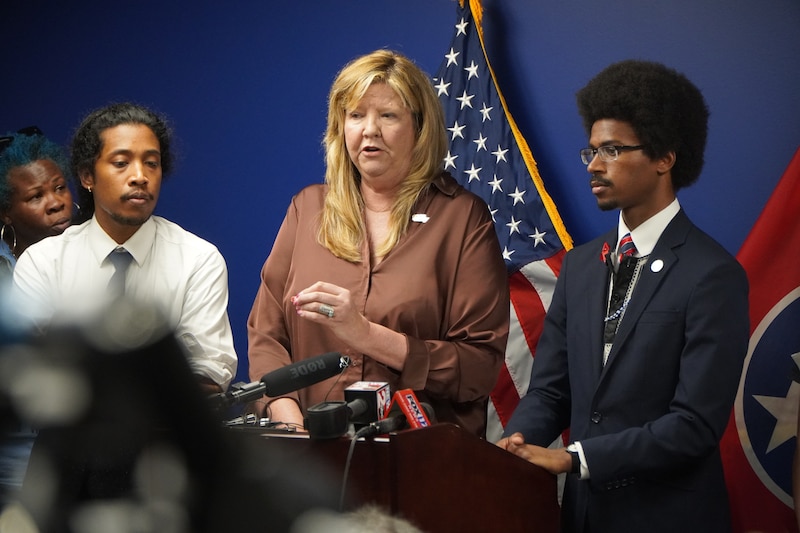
601, 211, 691, 372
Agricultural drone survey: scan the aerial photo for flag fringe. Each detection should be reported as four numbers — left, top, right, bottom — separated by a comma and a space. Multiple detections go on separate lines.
467, 0, 573, 250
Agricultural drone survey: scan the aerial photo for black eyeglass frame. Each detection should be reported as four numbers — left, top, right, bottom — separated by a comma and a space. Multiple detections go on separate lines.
580, 144, 647, 165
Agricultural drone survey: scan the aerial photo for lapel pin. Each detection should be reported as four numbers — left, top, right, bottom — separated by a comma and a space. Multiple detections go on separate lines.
600, 242, 611, 263
651, 259, 664, 273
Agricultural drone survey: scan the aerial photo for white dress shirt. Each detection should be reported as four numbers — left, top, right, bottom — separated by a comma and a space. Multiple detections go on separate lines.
617, 198, 681, 259
13, 215, 237, 389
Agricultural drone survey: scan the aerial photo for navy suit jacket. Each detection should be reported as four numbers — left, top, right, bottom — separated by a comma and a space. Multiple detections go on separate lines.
505, 210, 749, 533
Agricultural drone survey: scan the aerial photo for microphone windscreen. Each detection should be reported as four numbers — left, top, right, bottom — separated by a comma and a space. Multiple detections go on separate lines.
261, 352, 348, 397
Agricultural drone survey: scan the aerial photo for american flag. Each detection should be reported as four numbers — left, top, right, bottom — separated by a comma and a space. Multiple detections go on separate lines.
433, 0, 572, 441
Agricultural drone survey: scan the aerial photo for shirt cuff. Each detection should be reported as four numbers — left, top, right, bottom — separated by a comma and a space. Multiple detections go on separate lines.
567, 442, 590, 480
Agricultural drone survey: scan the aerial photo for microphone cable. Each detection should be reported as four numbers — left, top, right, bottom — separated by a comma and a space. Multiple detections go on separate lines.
339, 423, 380, 511
339, 432, 359, 511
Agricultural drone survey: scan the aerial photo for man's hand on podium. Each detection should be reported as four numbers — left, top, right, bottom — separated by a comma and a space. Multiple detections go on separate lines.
496, 432, 572, 475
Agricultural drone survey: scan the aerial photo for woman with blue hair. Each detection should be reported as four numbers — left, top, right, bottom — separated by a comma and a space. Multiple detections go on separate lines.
0, 126, 72, 511
0, 126, 73, 283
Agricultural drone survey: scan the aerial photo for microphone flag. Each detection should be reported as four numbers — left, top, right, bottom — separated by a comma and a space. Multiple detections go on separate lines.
344, 381, 391, 426
386, 389, 431, 429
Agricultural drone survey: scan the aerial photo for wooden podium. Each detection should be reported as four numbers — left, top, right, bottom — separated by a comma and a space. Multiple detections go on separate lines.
234, 423, 560, 533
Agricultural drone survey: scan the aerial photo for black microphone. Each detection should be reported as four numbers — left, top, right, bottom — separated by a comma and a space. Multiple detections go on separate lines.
358, 412, 407, 437
355, 399, 435, 438
305, 399, 365, 439
262, 352, 350, 396
208, 352, 350, 411
305, 381, 391, 439
343, 381, 391, 426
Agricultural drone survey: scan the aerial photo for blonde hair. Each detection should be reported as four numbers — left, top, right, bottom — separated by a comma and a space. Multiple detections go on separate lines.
319, 49, 447, 262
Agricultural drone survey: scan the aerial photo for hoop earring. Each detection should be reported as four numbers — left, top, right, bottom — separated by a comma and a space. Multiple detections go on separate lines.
1, 223, 17, 253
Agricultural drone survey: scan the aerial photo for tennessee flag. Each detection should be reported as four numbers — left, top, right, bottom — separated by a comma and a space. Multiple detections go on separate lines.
433, 0, 572, 441
720, 146, 800, 532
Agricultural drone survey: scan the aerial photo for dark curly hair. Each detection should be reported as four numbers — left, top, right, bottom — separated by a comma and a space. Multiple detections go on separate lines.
576, 60, 709, 191
71, 102, 173, 222
0, 132, 69, 213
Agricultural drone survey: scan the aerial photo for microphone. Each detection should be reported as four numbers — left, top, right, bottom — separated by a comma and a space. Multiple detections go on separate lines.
359, 412, 408, 436
305, 399, 363, 439
343, 381, 391, 426
262, 352, 350, 396
356, 389, 435, 438
208, 352, 350, 411
391, 388, 433, 429
306, 381, 391, 439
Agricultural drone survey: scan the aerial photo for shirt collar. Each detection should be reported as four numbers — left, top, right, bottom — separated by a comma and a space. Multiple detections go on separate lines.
617, 198, 680, 257
431, 172, 460, 197
88, 216, 156, 266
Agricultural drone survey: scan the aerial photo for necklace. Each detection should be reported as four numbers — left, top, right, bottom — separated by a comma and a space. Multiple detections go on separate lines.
604, 258, 644, 323
604, 299, 630, 322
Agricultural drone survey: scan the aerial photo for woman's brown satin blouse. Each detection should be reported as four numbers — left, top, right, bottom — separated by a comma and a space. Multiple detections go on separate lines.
247, 173, 509, 437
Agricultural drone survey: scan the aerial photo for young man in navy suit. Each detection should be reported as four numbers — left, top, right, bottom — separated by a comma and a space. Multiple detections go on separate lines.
498, 60, 749, 532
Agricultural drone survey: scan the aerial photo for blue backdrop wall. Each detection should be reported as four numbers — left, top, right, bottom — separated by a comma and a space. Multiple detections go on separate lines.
3, 0, 799, 385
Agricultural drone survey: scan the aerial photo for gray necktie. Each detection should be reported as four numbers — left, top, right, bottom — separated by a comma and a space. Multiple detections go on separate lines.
107, 247, 133, 295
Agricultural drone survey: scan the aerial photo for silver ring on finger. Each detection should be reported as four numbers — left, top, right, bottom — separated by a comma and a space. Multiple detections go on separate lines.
318, 303, 335, 318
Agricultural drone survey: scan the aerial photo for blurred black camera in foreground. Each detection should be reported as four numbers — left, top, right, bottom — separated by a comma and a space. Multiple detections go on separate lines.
0, 299, 340, 533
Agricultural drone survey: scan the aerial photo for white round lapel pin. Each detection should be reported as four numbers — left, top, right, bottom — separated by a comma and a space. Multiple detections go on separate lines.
650, 259, 664, 273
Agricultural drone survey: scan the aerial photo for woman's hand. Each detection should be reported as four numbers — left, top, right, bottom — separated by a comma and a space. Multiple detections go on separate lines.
291, 281, 407, 371
292, 281, 370, 346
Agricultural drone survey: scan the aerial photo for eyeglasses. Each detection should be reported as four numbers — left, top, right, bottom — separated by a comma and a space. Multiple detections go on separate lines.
0, 126, 44, 156
580, 144, 646, 165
